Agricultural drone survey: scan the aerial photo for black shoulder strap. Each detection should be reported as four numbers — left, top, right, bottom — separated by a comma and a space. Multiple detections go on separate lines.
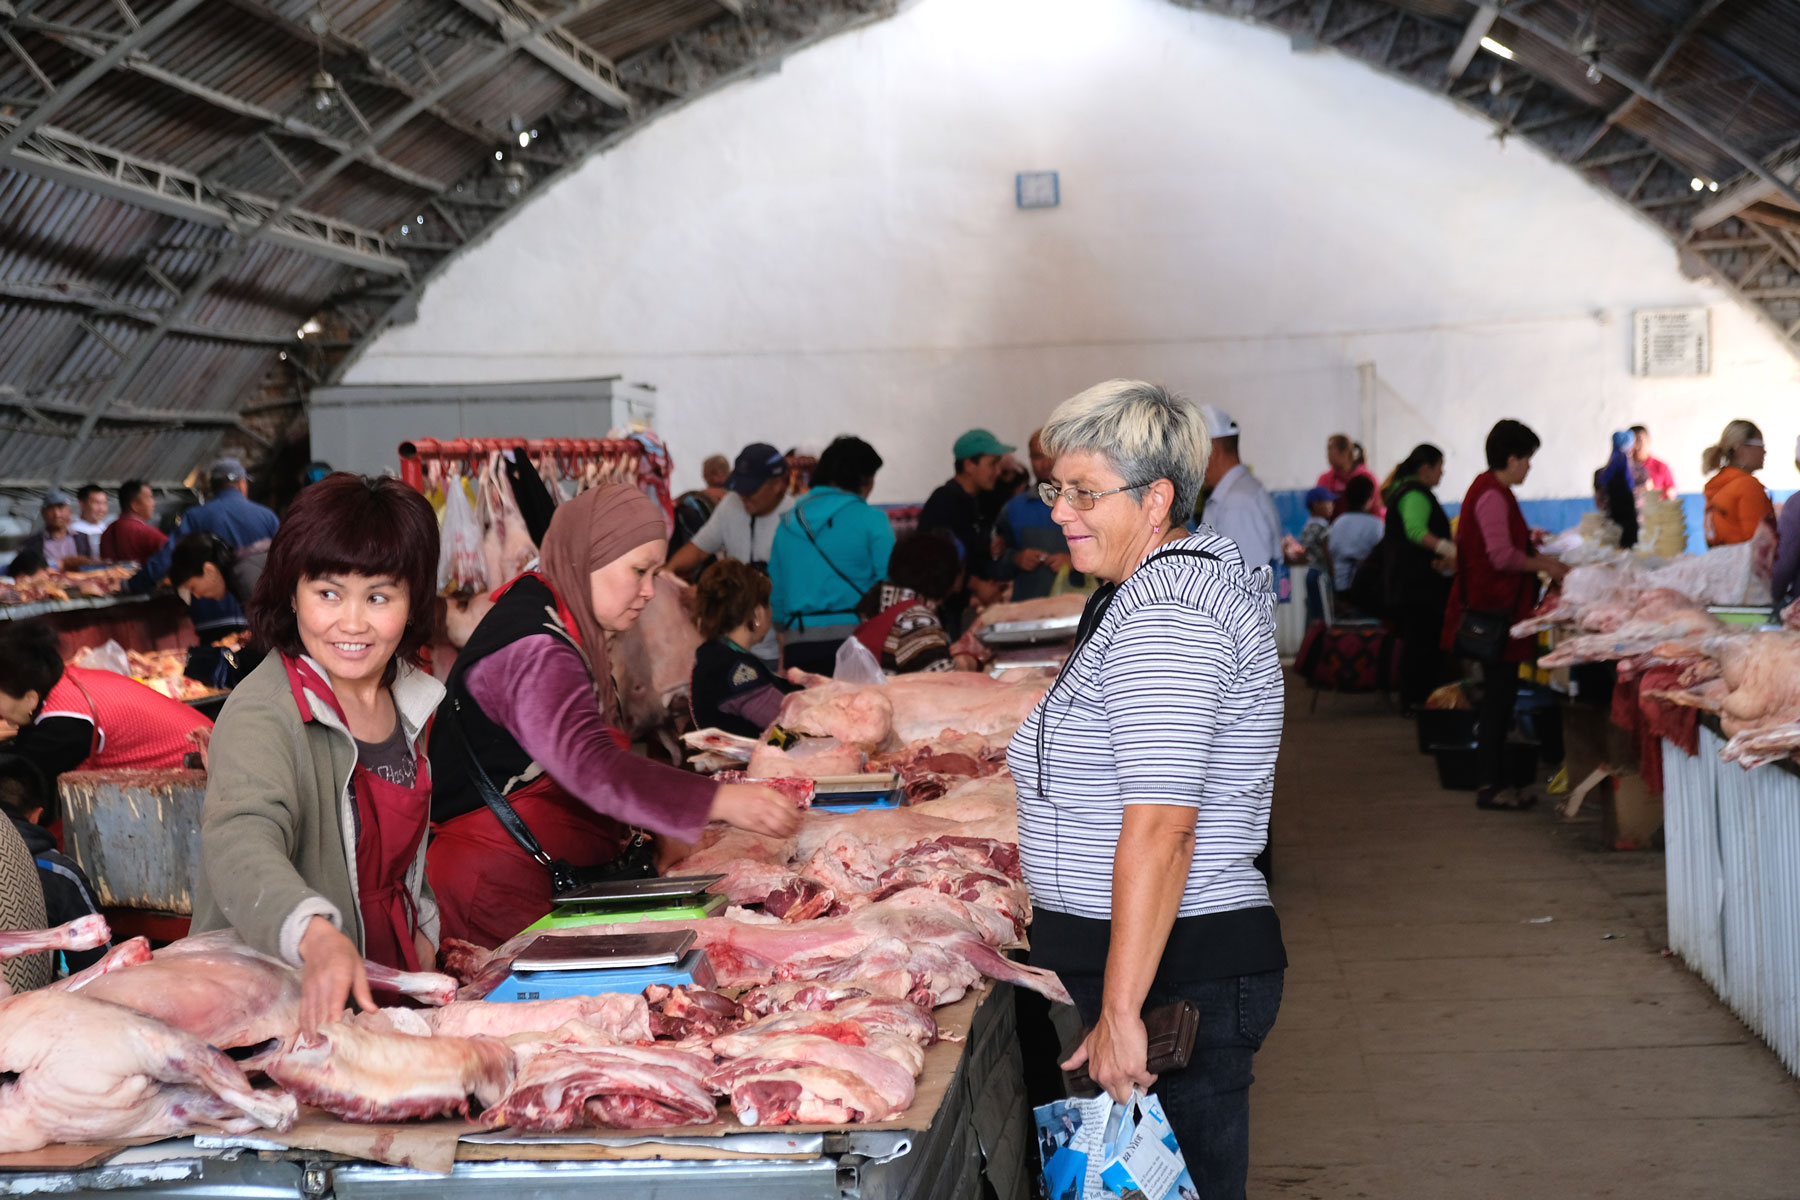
443, 694, 563, 880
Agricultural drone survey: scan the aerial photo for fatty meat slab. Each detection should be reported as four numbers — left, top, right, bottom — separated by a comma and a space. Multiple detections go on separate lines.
351, 993, 652, 1042
68, 929, 456, 1052
706, 1033, 918, 1125
483, 1043, 718, 1132
261, 1022, 513, 1123
772, 674, 1049, 751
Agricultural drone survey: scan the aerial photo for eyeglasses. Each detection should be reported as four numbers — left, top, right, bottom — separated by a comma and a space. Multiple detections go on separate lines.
1037, 481, 1153, 511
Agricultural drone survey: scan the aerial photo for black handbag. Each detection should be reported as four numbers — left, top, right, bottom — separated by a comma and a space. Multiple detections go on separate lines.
447, 697, 657, 898
1454, 609, 1513, 661
1066, 999, 1201, 1095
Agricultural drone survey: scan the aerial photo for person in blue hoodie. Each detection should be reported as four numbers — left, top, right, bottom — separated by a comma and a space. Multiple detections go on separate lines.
1598, 430, 1639, 550
769, 436, 894, 675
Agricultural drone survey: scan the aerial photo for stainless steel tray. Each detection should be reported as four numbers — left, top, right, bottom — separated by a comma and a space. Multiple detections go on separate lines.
550, 874, 726, 907
974, 614, 1081, 646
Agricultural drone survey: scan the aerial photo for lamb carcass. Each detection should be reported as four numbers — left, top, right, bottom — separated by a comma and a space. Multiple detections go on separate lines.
261, 1022, 514, 1123
716, 995, 937, 1046
0, 957, 296, 1152
611, 572, 704, 742
0, 914, 109, 997
353, 994, 652, 1043
70, 929, 456, 1051
774, 675, 1048, 750
451, 891, 1069, 1007
1537, 590, 1725, 667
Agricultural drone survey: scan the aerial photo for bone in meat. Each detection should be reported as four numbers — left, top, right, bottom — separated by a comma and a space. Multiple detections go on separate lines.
707, 1033, 917, 1125
0, 914, 109, 996
715, 996, 937, 1046
353, 994, 652, 1043
262, 1021, 514, 1123
0, 990, 297, 1152
484, 1043, 717, 1131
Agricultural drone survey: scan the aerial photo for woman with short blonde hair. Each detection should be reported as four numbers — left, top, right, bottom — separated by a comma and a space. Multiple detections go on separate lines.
1702, 419, 1772, 547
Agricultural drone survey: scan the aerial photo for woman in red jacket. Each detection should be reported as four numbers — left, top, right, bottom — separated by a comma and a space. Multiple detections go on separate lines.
1442, 420, 1569, 811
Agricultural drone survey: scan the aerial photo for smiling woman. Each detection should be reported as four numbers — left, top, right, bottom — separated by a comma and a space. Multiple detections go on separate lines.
191, 473, 445, 1033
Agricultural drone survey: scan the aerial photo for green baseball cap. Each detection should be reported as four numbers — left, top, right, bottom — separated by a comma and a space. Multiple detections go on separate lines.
953, 429, 1015, 461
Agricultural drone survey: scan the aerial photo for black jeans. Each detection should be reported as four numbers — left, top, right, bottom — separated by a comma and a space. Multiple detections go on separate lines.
1476, 655, 1519, 789
1396, 603, 1449, 709
1061, 970, 1284, 1200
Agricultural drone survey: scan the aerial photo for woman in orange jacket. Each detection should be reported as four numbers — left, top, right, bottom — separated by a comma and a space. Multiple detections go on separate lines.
1702, 419, 1774, 547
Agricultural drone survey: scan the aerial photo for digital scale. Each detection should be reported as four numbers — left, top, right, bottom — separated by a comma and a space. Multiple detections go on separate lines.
808, 772, 901, 811
492, 876, 726, 1002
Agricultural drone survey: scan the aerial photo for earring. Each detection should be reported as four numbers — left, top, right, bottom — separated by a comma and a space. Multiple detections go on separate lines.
1152, 525, 1160, 536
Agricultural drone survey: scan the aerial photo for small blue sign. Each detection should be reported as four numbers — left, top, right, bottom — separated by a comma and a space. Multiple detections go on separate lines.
1016, 171, 1060, 209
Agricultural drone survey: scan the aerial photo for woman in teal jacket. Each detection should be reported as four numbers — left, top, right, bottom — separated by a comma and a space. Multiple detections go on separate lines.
770, 436, 894, 674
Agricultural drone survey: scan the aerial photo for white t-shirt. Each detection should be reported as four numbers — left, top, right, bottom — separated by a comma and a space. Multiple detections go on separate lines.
1201, 464, 1283, 574
1328, 512, 1384, 591
690, 491, 791, 566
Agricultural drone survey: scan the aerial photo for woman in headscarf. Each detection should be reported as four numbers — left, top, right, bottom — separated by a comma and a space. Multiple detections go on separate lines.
1598, 430, 1639, 550
427, 484, 798, 948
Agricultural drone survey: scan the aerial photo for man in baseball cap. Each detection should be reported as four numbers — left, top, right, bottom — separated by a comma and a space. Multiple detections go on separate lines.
667, 446, 795, 654
7, 490, 82, 573
918, 429, 1018, 634
138, 454, 280, 607
1199, 406, 1282, 578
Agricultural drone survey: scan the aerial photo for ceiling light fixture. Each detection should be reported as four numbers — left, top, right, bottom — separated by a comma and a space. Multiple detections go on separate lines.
1479, 36, 1514, 60
517, 130, 530, 148
308, 7, 337, 113
501, 159, 527, 198
1690, 177, 1705, 191
1490, 68, 1504, 96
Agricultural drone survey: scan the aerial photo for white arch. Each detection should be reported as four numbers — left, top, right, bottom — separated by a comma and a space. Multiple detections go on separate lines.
346, 0, 1800, 501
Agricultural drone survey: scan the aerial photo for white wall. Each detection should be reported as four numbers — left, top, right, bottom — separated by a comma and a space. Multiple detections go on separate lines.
344, 0, 1800, 504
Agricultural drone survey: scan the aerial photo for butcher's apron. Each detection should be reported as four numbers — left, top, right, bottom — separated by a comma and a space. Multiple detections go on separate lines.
427, 729, 632, 950
284, 656, 430, 971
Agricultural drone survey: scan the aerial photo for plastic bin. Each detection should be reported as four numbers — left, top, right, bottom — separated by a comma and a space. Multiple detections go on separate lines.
1431, 741, 1538, 792
1416, 709, 1478, 755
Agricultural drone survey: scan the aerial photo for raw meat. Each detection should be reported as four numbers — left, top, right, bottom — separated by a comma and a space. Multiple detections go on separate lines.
1537, 590, 1724, 667
966, 594, 1087, 630
452, 890, 1070, 1007
72, 930, 457, 1051
716, 996, 937, 1046
261, 1021, 514, 1123
353, 994, 652, 1043
774, 675, 1048, 750
478, 452, 536, 594
644, 983, 744, 1040
1648, 632, 1800, 767
483, 1043, 717, 1131
0, 914, 108, 996
706, 1033, 917, 1125
712, 772, 817, 806
746, 737, 868, 778
0, 990, 297, 1152
611, 573, 705, 740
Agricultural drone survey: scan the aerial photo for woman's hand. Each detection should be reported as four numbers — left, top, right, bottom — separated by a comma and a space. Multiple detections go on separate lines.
1062, 1009, 1156, 1104
297, 916, 376, 1034
710, 783, 802, 838
784, 667, 831, 687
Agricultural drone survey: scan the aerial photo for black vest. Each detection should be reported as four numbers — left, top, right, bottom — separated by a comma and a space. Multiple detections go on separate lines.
430, 575, 580, 823
1382, 479, 1453, 609
690, 638, 797, 738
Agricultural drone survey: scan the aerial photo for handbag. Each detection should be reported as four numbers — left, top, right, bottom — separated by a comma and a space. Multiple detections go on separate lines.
1451, 558, 1514, 661
1066, 999, 1201, 1096
446, 696, 657, 898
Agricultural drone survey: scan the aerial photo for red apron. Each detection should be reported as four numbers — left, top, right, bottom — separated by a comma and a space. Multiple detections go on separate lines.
285, 656, 431, 972
426, 569, 631, 949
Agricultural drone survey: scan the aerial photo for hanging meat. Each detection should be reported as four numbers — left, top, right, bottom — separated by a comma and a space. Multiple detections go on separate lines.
610, 572, 704, 743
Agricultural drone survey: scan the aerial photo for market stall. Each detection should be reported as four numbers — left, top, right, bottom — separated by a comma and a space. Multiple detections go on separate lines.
1663, 719, 1800, 1080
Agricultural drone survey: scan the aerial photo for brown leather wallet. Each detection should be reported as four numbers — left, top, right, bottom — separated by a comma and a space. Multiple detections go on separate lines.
1066, 999, 1201, 1094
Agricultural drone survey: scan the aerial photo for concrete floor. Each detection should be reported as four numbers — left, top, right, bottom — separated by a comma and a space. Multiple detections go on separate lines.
1250, 689, 1800, 1198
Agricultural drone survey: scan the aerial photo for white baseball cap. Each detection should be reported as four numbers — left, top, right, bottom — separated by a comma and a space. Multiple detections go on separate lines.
1198, 404, 1240, 438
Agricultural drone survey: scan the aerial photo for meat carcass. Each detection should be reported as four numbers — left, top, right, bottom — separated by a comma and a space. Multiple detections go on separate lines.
611, 572, 705, 741
353, 994, 652, 1043
478, 452, 536, 591
716, 995, 937, 1046
774, 675, 1048, 750
745, 737, 869, 779
1538, 590, 1725, 667
71, 930, 456, 1051
0, 991, 297, 1152
706, 1033, 917, 1125
452, 890, 1070, 1007
261, 1022, 514, 1123
483, 1043, 717, 1131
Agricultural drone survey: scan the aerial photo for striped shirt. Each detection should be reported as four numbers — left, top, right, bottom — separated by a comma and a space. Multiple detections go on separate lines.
1006, 531, 1284, 921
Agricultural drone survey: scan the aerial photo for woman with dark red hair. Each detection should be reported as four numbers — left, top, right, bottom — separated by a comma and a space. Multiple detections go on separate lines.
191, 473, 443, 1032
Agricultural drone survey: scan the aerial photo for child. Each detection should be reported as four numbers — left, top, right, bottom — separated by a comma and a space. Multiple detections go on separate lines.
0, 753, 107, 973
1284, 486, 1336, 625
691, 558, 802, 737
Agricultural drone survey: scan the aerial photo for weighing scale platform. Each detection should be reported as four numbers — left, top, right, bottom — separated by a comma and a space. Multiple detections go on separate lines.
491, 948, 718, 1002
523, 891, 728, 932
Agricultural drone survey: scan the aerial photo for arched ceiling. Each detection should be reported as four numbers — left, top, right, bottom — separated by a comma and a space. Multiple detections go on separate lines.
0, 0, 1794, 490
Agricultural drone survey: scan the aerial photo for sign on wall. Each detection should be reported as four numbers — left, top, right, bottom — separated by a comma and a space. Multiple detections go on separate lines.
1632, 307, 1710, 377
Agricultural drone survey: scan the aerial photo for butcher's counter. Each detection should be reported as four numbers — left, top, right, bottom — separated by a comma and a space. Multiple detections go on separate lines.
1663, 718, 1800, 1080
0, 984, 1030, 1200
0, 593, 196, 658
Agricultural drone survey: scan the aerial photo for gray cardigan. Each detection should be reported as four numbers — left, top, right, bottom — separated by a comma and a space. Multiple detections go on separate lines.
190, 653, 444, 966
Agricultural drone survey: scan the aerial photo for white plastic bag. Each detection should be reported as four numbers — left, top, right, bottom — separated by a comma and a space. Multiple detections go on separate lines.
833, 636, 887, 686
438, 477, 486, 594
71, 639, 130, 677
1034, 1090, 1196, 1200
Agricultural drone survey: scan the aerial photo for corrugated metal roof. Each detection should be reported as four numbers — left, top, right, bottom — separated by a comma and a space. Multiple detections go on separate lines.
2, 0, 1795, 489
